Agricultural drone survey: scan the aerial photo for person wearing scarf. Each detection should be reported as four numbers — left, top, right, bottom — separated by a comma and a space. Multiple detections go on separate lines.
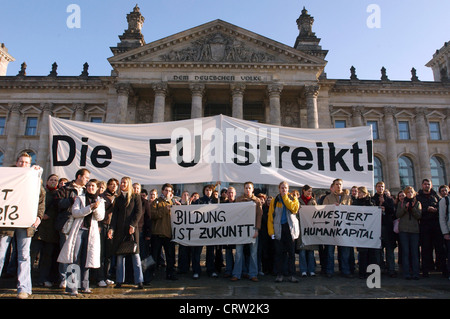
396, 186, 422, 280
57, 179, 105, 295
297, 185, 318, 277
33, 174, 60, 287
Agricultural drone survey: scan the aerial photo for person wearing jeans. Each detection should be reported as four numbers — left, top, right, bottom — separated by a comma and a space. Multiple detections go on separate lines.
0, 152, 45, 299
108, 177, 144, 288
232, 182, 263, 282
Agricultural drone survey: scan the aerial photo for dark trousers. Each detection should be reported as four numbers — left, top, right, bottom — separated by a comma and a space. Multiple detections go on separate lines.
151, 235, 175, 277
420, 222, 446, 274
274, 223, 296, 276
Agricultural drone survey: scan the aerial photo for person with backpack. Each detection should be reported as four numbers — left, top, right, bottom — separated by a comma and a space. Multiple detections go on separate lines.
438, 185, 450, 280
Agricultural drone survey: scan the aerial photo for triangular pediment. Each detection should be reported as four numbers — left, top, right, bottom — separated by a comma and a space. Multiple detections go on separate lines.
108, 19, 326, 67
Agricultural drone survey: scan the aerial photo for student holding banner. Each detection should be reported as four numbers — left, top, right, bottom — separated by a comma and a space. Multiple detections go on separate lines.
322, 178, 353, 278
372, 181, 397, 278
192, 184, 219, 279
232, 182, 263, 282
297, 185, 318, 277
149, 183, 177, 281
268, 181, 300, 283
0, 152, 45, 299
352, 186, 380, 279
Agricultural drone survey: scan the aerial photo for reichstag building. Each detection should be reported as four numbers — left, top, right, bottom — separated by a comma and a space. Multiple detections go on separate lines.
0, 5, 448, 194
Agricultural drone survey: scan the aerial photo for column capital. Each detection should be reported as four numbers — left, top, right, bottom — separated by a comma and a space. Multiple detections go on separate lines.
8, 102, 21, 114
73, 103, 86, 112
115, 83, 132, 95
231, 83, 246, 95
352, 105, 364, 116
40, 102, 53, 113
304, 85, 320, 98
383, 106, 397, 116
267, 83, 283, 97
189, 83, 205, 96
152, 81, 168, 95
414, 107, 427, 118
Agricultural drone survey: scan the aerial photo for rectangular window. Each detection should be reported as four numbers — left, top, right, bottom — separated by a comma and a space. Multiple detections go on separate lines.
334, 120, 346, 128
398, 121, 410, 140
244, 103, 265, 123
25, 117, 38, 136
90, 117, 103, 123
173, 104, 191, 121
429, 122, 441, 140
0, 117, 5, 135
367, 121, 379, 139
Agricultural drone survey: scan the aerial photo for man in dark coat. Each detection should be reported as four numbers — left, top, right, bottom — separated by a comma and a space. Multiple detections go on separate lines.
416, 179, 446, 277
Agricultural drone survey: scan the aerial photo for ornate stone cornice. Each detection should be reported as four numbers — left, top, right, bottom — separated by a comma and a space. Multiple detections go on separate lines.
331, 80, 449, 96
0, 76, 112, 90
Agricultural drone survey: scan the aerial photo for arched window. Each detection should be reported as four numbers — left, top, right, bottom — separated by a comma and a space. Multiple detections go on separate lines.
398, 156, 415, 190
430, 156, 446, 191
373, 156, 383, 185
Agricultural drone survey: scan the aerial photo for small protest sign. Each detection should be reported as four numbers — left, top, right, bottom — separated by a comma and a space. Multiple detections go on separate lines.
0, 167, 42, 228
171, 202, 256, 246
299, 205, 382, 249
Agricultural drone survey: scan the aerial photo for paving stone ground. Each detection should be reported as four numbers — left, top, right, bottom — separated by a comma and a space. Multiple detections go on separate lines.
0, 261, 449, 300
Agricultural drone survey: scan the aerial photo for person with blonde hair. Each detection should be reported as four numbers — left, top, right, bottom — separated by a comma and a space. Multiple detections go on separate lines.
352, 186, 379, 279
396, 186, 422, 280
268, 181, 300, 283
108, 177, 144, 288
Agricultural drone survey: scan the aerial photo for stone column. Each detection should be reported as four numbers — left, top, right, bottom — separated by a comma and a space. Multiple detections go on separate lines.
352, 105, 364, 127
304, 85, 319, 128
36, 103, 52, 168
73, 103, 85, 121
231, 83, 245, 119
152, 82, 168, 123
116, 83, 132, 123
267, 83, 283, 125
415, 107, 431, 179
4, 103, 21, 166
383, 106, 400, 191
190, 83, 205, 119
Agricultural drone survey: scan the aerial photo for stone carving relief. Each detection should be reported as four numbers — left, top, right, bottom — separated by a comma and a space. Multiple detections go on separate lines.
160, 32, 276, 63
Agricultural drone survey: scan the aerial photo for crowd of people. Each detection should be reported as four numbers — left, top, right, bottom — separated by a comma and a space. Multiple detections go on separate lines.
1, 152, 450, 298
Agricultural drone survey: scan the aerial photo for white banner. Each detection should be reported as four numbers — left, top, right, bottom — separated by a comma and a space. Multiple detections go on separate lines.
0, 168, 42, 228
299, 205, 382, 249
171, 202, 256, 246
49, 115, 374, 189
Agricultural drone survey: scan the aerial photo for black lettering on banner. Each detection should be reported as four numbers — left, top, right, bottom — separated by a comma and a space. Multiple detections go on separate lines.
149, 138, 171, 169
52, 135, 76, 166
291, 147, 313, 170
52, 135, 112, 168
176, 136, 201, 168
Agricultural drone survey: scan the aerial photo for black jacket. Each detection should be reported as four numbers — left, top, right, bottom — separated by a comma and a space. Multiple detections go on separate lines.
416, 189, 440, 223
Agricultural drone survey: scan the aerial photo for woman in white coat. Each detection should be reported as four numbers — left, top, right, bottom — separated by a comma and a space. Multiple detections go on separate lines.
57, 179, 105, 295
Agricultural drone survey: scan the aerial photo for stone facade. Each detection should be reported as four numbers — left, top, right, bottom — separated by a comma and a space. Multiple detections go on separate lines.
0, 6, 448, 195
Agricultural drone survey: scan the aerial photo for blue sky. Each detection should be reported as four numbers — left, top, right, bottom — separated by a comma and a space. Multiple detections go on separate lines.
1, 0, 449, 81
